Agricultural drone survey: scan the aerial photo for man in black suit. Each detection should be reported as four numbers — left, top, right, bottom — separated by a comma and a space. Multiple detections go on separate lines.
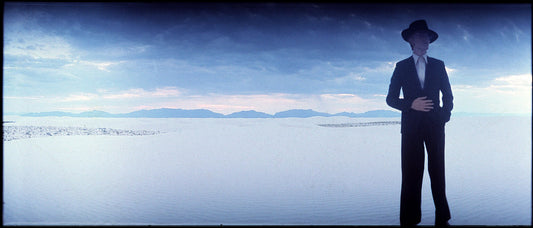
386, 20, 453, 226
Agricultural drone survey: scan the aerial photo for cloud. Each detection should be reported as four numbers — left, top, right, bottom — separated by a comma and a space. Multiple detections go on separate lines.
3, 96, 45, 100
322, 60, 395, 92
4, 6, 74, 61
7, 87, 184, 103
331, 72, 366, 85
456, 24, 473, 42
99, 87, 183, 100
80, 60, 124, 72
62, 93, 100, 102
445, 66, 456, 75
102, 44, 151, 57
492, 74, 531, 88
100, 90, 142, 99
62, 60, 126, 72
370, 61, 397, 73
4, 30, 73, 61
452, 73, 531, 114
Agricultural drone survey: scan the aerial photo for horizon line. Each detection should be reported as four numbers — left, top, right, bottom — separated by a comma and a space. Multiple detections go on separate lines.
3, 108, 531, 117
7, 108, 399, 116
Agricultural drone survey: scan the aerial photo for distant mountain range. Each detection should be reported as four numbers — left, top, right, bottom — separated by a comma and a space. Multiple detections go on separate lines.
20, 108, 401, 118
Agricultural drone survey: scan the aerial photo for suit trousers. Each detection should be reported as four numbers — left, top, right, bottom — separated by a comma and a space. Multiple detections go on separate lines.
400, 117, 451, 225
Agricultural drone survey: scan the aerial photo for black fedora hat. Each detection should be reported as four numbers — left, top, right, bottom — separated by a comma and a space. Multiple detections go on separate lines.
401, 20, 438, 43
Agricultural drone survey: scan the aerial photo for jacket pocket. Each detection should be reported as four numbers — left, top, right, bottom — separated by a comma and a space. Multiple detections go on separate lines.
439, 109, 451, 123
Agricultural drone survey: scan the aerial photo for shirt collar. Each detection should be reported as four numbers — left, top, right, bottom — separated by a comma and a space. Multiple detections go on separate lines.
412, 53, 428, 63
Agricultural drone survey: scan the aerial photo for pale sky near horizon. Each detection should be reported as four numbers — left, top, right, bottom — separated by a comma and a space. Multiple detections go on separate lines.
3, 2, 531, 115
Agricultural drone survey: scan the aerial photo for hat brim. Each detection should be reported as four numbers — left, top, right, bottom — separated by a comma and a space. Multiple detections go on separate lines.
402, 28, 438, 43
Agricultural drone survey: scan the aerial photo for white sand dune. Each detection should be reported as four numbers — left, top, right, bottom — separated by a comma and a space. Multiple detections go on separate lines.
3, 125, 161, 141
317, 121, 401, 127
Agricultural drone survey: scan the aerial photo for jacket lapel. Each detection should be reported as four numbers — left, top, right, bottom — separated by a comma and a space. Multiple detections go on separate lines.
424, 58, 436, 91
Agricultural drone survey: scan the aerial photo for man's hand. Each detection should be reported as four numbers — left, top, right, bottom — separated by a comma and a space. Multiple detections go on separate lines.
411, 96, 433, 112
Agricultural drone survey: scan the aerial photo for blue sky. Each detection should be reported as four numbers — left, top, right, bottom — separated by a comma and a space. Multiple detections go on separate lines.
3, 3, 531, 115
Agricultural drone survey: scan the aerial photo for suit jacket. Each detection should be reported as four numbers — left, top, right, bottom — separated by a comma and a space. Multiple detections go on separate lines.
386, 56, 454, 134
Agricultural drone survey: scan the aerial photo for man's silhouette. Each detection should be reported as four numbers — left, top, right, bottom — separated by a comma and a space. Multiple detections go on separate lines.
386, 19, 453, 226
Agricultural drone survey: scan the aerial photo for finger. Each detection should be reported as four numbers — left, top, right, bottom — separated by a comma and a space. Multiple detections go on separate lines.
423, 105, 434, 110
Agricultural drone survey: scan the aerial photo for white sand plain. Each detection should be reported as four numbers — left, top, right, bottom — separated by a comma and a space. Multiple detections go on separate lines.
3, 116, 531, 225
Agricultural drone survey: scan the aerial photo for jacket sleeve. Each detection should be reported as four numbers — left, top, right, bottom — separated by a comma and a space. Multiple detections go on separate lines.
386, 62, 413, 112
439, 61, 454, 122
